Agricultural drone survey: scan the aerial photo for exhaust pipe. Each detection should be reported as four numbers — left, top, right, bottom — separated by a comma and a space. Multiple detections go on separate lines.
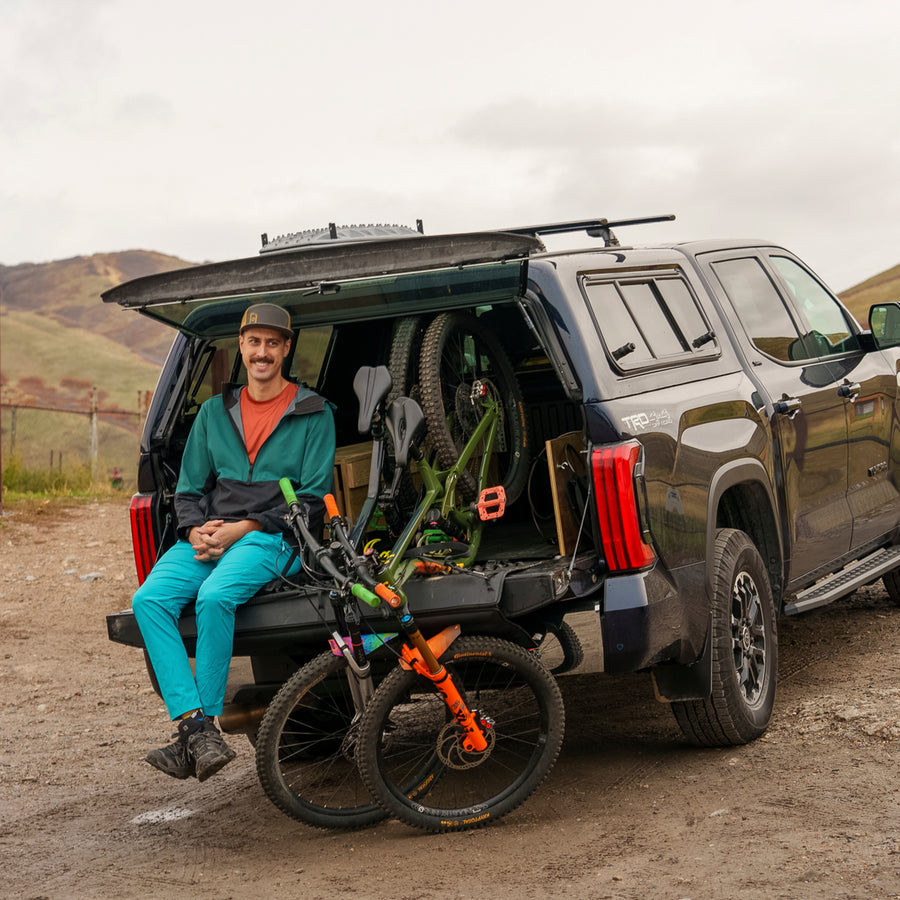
218, 702, 267, 735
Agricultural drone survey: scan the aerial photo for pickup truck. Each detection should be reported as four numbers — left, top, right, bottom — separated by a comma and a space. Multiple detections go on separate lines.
105, 216, 900, 748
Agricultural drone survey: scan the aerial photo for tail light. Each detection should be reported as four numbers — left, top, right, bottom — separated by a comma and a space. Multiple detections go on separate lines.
591, 441, 656, 571
130, 494, 157, 585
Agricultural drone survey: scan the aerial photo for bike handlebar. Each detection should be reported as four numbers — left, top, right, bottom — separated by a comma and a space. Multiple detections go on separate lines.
279, 478, 403, 609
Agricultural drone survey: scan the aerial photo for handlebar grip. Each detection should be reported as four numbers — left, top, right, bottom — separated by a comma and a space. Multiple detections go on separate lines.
279, 477, 299, 506
324, 493, 341, 520
351, 583, 381, 609
374, 582, 403, 609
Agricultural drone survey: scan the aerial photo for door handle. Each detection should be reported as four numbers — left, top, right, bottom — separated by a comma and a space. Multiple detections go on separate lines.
838, 381, 861, 401
774, 396, 802, 418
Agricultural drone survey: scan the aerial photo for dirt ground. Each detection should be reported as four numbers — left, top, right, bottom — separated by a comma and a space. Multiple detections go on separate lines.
2, 498, 899, 899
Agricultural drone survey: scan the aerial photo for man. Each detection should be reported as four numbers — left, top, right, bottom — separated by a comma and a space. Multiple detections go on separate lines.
132, 303, 335, 782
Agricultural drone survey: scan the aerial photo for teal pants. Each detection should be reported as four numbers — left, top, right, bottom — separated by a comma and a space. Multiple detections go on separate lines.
132, 531, 298, 719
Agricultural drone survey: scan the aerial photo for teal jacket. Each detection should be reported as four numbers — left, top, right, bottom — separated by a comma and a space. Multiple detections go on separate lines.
173, 383, 336, 539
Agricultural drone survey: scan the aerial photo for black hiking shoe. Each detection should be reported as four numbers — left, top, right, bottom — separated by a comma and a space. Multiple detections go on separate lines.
187, 719, 236, 782
145, 732, 194, 780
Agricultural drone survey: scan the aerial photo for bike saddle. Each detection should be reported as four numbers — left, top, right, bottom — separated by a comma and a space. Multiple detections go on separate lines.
353, 365, 392, 434
385, 397, 427, 467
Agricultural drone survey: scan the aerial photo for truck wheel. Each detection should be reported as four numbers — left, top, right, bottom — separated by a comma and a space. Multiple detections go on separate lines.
671, 528, 778, 746
882, 569, 900, 606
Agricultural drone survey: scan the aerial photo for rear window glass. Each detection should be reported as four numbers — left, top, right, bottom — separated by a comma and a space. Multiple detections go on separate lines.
581, 272, 717, 372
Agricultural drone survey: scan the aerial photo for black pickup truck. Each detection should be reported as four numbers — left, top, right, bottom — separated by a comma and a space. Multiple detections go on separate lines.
105, 216, 900, 747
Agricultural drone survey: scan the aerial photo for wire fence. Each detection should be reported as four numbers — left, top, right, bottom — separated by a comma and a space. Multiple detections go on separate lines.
1, 389, 152, 489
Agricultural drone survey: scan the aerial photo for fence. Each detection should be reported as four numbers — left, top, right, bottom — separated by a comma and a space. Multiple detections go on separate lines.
1, 388, 152, 488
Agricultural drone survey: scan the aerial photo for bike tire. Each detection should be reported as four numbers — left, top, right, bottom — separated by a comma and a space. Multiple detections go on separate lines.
356, 635, 565, 833
534, 620, 585, 675
418, 313, 530, 505
383, 316, 425, 533
255, 650, 386, 830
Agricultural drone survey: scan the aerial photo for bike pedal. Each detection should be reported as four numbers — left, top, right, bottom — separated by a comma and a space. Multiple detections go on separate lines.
477, 486, 506, 521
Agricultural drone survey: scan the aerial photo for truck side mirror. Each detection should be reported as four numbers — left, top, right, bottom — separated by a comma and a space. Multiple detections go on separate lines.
870, 302, 900, 349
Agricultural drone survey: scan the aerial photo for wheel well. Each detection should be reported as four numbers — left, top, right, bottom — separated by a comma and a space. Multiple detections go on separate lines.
715, 482, 783, 604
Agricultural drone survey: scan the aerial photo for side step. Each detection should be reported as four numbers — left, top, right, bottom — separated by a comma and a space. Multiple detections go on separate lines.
784, 546, 900, 615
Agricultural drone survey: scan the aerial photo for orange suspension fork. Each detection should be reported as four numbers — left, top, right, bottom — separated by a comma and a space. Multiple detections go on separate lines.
399, 622, 489, 753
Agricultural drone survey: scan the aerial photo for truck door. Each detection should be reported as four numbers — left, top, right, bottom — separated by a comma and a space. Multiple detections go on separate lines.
764, 253, 900, 552
705, 253, 852, 585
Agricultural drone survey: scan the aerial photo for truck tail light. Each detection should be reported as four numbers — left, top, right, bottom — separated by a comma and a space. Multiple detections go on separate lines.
591, 441, 656, 571
130, 494, 157, 585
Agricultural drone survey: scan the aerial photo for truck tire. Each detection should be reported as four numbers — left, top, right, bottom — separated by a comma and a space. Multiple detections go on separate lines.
882, 569, 900, 606
671, 528, 778, 746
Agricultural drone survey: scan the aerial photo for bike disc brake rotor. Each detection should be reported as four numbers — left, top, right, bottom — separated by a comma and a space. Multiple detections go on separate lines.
436, 720, 496, 769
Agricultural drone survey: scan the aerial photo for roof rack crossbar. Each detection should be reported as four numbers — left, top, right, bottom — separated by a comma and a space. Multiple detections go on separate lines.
502, 214, 675, 247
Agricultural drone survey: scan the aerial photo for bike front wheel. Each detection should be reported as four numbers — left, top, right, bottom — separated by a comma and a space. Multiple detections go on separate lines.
356, 635, 565, 832
255, 650, 386, 830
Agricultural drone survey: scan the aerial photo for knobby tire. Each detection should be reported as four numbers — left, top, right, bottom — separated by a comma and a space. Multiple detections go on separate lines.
255, 650, 386, 830
356, 635, 565, 833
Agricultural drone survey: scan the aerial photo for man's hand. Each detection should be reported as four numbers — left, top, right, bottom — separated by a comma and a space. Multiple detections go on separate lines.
189, 519, 261, 562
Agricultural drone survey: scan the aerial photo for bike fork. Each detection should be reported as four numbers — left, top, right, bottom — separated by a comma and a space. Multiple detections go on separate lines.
399, 620, 491, 753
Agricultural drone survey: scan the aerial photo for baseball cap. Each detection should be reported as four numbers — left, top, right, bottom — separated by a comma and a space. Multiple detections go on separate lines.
239, 303, 293, 338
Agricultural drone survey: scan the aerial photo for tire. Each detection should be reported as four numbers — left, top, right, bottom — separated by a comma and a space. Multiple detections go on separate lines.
534, 621, 584, 675
671, 528, 778, 747
383, 316, 425, 533
882, 568, 900, 606
356, 635, 565, 833
387, 316, 424, 405
418, 313, 530, 505
255, 650, 386, 830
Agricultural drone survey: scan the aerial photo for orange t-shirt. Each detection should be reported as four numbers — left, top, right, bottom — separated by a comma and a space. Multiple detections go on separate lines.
240, 383, 298, 465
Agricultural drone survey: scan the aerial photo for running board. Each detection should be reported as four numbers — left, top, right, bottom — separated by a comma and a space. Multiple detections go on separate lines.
784, 546, 900, 615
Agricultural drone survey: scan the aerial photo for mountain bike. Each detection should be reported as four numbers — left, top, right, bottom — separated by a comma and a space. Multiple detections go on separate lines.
255, 365, 564, 832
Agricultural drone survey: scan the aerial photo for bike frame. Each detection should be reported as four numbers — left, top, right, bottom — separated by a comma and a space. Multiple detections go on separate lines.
381, 390, 501, 584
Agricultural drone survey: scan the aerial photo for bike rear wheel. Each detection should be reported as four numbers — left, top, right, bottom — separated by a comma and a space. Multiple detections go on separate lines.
356, 635, 565, 832
255, 650, 386, 830
419, 313, 530, 504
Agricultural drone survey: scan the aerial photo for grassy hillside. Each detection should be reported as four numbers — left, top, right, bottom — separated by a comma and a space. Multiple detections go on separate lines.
1, 250, 193, 488
2, 308, 164, 410
839, 263, 900, 326
0, 250, 193, 365
1, 308, 168, 481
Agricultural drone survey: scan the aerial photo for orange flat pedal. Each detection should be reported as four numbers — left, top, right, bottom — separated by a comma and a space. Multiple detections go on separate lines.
477, 485, 506, 521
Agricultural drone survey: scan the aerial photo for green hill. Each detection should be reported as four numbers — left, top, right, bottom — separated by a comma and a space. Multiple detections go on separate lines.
0, 250, 193, 366
1, 250, 195, 485
839, 263, 900, 326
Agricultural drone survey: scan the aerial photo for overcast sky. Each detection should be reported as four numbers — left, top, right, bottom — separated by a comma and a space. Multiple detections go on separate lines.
2, 0, 898, 292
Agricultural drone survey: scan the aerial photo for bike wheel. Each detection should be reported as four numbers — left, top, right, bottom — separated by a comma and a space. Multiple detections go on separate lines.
419, 313, 530, 504
534, 620, 584, 675
255, 650, 385, 830
356, 635, 565, 832
383, 316, 425, 533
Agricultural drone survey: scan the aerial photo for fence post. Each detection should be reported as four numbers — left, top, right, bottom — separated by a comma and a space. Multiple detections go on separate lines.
9, 407, 16, 456
89, 387, 99, 478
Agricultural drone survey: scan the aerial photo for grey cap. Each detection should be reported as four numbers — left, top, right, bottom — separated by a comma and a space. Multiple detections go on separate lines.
239, 303, 293, 338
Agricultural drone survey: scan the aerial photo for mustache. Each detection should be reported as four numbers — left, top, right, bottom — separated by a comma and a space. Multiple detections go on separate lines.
249, 356, 275, 365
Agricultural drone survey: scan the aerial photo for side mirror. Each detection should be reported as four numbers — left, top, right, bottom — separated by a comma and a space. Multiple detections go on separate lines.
870, 302, 900, 349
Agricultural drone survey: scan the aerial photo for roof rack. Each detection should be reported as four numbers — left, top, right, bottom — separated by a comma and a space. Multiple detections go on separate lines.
502, 214, 675, 247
